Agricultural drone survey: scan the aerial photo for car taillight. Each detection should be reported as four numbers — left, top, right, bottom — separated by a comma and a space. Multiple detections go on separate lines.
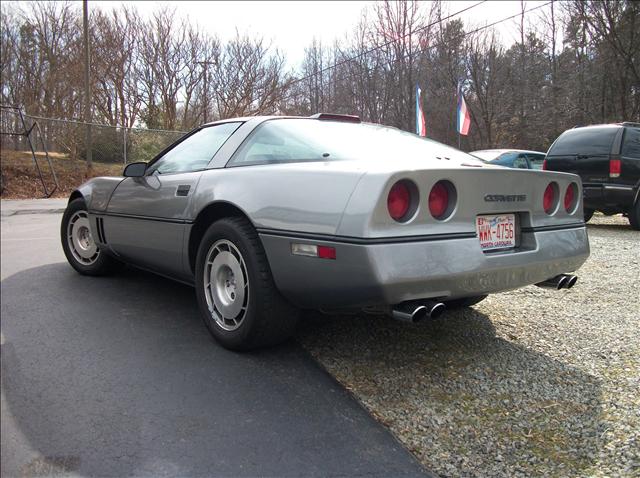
542, 159, 547, 170
387, 181, 411, 221
564, 183, 577, 212
429, 181, 450, 219
610, 157, 621, 178
543, 182, 557, 214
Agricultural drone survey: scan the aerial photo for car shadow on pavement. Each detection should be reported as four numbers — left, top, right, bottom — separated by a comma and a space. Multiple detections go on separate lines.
296, 308, 604, 477
1, 263, 428, 478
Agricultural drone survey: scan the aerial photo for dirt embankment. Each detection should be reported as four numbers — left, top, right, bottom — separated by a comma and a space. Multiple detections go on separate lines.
1, 150, 122, 199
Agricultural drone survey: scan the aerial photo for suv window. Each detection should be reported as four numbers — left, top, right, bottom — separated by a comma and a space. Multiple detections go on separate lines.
149, 122, 241, 174
621, 128, 640, 158
548, 127, 619, 156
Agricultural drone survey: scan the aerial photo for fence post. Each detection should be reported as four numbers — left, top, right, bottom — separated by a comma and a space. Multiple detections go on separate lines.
123, 126, 127, 164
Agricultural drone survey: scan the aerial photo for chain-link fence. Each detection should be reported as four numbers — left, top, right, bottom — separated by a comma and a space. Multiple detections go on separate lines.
0, 110, 185, 165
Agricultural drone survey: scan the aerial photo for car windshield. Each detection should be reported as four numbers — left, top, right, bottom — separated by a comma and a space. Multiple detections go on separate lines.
470, 150, 504, 161
230, 118, 479, 166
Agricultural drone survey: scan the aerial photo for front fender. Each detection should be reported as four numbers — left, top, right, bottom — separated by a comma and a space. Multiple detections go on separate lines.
72, 177, 124, 212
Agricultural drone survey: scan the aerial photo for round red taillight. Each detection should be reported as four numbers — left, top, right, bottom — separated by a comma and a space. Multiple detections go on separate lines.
429, 182, 449, 219
564, 183, 575, 211
543, 183, 556, 214
388, 181, 411, 221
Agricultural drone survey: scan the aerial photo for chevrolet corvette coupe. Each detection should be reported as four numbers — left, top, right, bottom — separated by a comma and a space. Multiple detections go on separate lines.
61, 114, 590, 350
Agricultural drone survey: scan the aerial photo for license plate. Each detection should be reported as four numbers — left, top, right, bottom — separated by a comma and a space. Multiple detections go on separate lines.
476, 214, 516, 251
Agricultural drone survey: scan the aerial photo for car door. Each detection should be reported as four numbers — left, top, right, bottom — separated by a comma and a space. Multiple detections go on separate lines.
104, 122, 242, 279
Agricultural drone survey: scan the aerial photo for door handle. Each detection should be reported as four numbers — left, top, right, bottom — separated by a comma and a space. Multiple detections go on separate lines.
176, 185, 191, 197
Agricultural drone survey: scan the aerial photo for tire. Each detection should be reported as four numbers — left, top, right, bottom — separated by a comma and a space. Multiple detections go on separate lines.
60, 198, 122, 276
443, 295, 487, 310
195, 216, 299, 351
628, 200, 640, 231
584, 208, 595, 223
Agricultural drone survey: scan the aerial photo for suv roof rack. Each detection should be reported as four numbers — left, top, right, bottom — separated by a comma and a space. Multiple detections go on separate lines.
621, 121, 640, 128
310, 113, 361, 123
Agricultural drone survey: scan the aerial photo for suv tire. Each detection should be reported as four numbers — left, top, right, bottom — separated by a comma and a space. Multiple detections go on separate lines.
628, 200, 640, 230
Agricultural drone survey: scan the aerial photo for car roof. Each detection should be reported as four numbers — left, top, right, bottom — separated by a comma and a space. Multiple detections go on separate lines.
471, 149, 545, 156
565, 123, 627, 132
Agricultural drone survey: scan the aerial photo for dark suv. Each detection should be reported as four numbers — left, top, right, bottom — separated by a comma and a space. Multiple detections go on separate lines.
544, 122, 640, 229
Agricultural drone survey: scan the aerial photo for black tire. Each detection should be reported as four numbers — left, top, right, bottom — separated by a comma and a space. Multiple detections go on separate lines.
195, 216, 299, 351
60, 198, 122, 276
628, 200, 640, 231
443, 295, 487, 310
584, 208, 595, 223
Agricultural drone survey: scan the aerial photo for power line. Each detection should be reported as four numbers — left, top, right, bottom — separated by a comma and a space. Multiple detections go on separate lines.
281, 0, 553, 105
287, 1, 488, 89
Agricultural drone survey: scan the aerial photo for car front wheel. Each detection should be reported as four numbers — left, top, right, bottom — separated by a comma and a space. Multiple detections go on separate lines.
60, 198, 121, 275
195, 217, 299, 351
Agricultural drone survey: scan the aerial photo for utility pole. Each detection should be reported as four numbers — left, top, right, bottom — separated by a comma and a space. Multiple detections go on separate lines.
83, 0, 92, 168
197, 61, 215, 124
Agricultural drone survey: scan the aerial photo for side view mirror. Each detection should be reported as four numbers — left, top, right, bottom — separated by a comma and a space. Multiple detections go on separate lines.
123, 162, 147, 177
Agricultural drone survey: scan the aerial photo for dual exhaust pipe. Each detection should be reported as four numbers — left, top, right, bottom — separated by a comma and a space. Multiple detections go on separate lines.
392, 273, 578, 323
535, 273, 578, 290
391, 300, 446, 323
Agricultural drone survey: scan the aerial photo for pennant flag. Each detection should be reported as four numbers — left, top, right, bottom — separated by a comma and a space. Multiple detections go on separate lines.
415, 84, 426, 137
457, 83, 470, 136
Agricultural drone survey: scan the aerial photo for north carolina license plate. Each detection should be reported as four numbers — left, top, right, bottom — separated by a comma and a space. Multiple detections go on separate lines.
476, 214, 516, 251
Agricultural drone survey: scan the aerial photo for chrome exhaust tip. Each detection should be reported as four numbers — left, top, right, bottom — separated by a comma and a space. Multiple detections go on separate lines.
535, 274, 568, 290
562, 274, 578, 289
425, 301, 446, 319
535, 274, 578, 290
391, 301, 446, 323
392, 303, 428, 323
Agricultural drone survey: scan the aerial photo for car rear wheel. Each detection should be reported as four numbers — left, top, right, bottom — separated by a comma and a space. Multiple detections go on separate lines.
443, 295, 487, 310
628, 201, 640, 231
195, 217, 299, 351
60, 198, 122, 275
584, 208, 595, 223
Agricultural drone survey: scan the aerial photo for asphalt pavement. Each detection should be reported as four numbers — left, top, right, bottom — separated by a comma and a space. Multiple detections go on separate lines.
0, 201, 429, 478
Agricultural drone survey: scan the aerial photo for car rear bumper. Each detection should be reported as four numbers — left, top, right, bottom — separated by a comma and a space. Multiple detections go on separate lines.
259, 225, 590, 309
583, 183, 636, 210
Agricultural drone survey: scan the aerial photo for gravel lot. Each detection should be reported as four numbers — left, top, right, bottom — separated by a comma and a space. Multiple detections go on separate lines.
297, 213, 639, 477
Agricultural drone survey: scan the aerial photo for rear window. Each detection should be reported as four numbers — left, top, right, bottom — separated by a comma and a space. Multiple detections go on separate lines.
621, 128, 640, 158
228, 118, 477, 166
548, 127, 619, 156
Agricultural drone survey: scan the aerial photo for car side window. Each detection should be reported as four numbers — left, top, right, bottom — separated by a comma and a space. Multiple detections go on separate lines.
493, 152, 518, 167
229, 121, 326, 166
148, 122, 242, 175
527, 153, 545, 170
513, 155, 528, 169
621, 128, 640, 159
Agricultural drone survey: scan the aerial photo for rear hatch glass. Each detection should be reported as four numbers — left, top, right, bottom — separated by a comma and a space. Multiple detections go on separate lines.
547, 126, 619, 181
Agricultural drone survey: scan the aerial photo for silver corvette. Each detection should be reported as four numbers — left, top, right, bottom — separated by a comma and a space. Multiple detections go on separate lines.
61, 114, 590, 350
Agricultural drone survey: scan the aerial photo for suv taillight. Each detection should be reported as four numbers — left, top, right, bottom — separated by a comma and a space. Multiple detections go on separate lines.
609, 156, 621, 178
